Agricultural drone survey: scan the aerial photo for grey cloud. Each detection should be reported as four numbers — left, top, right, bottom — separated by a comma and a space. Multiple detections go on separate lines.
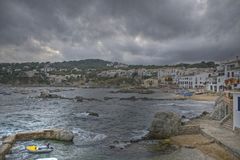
0, 0, 239, 64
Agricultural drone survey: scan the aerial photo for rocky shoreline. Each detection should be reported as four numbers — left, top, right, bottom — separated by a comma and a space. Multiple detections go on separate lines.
108, 111, 239, 160
1, 111, 238, 160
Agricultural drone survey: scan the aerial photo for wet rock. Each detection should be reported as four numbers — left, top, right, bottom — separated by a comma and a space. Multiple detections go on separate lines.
75, 96, 101, 102
120, 96, 137, 101
138, 90, 155, 94
119, 96, 187, 101
75, 96, 84, 102
86, 111, 99, 117
111, 88, 154, 94
54, 129, 74, 141
39, 91, 59, 98
104, 97, 118, 100
191, 111, 210, 120
146, 112, 181, 139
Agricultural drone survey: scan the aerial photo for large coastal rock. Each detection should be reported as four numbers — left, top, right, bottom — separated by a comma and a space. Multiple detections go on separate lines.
147, 112, 181, 139
54, 129, 74, 141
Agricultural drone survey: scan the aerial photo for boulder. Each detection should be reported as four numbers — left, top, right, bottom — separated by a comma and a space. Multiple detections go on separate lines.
86, 111, 99, 117
75, 96, 84, 102
146, 112, 181, 139
54, 129, 74, 141
39, 91, 59, 98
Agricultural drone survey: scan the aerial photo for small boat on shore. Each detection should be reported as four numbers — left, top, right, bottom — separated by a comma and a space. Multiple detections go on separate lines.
26, 145, 53, 153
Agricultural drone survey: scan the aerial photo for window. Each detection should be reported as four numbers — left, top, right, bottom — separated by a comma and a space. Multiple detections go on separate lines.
228, 72, 230, 77
238, 97, 240, 111
232, 72, 234, 77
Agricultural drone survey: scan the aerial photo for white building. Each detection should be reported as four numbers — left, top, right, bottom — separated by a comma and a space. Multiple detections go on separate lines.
178, 72, 211, 89
178, 75, 194, 89
223, 57, 240, 90
192, 73, 209, 89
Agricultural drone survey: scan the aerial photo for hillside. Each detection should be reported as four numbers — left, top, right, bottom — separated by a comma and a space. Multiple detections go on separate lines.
50, 59, 112, 70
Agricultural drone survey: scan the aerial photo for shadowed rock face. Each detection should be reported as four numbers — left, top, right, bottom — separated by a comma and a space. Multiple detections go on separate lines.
147, 112, 181, 139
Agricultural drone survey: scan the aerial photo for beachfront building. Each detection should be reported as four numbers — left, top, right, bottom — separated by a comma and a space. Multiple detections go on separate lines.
192, 73, 209, 89
178, 75, 194, 89
178, 72, 211, 89
207, 75, 225, 92
223, 57, 240, 90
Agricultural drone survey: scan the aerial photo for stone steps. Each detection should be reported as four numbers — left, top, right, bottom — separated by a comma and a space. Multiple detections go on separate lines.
222, 118, 233, 131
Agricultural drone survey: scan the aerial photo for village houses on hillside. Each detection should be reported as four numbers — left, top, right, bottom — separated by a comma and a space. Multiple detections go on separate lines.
156, 57, 240, 92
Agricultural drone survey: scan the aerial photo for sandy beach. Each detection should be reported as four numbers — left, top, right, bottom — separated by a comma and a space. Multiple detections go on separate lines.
175, 94, 218, 102
189, 94, 218, 101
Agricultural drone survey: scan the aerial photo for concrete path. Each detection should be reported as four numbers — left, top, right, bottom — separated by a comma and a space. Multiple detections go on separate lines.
199, 120, 240, 159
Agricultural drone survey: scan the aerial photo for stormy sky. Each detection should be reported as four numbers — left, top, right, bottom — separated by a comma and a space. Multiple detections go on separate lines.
0, 0, 239, 65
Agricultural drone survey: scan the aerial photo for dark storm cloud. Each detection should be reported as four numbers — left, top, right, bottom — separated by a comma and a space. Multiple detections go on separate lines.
0, 0, 239, 64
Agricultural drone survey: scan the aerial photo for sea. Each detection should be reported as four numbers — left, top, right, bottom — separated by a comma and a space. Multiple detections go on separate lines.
0, 87, 214, 160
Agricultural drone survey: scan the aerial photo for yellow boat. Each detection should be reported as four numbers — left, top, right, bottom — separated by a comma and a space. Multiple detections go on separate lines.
26, 145, 53, 153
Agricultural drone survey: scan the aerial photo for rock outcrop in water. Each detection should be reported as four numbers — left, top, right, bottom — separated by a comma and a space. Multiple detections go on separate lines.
146, 112, 181, 139
86, 111, 99, 117
110, 88, 155, 94
145, 112, 201, 140
39, 91, 59, 98
37, 91, 101, 102
75, 96, 101, 102
119, 96, 187, 101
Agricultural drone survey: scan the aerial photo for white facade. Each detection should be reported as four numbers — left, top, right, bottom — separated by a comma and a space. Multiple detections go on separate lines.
233, 93, 240, 130
178, 72, 210, 89
178, 75, 194, 89
207, 76, 225, 92
192, 73, 209, 89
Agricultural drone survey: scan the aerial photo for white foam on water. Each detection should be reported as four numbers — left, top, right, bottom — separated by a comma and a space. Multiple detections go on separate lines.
74, 112, 90, 117
131, 130, 149, 140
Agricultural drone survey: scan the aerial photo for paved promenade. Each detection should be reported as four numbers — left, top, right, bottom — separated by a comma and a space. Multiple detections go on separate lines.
197, 120, 240, 159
